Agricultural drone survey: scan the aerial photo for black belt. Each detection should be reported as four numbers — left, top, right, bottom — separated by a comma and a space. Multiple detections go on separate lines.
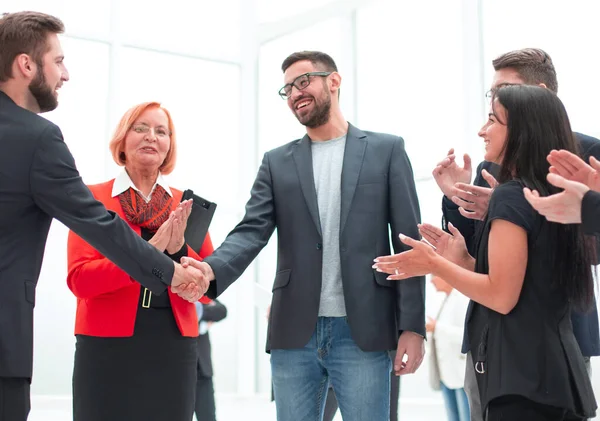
140, 288, 172, 309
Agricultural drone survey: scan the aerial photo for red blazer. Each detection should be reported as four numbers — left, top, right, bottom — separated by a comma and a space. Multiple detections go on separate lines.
67, 180, 214, 337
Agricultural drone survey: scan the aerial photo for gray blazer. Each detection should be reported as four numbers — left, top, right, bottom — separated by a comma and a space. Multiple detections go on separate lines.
204, 123, 425, 352
0, 91, 175, 378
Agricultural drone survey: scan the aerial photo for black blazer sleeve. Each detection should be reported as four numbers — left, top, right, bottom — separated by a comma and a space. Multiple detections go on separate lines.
203, 152, 277, 299
389, 137, 425, 337
582, 191, 600, 236
201, 300, 228, 323
29, 124, 174, 294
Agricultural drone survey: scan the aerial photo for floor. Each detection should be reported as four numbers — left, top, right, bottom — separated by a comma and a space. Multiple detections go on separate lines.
29, 395, 447, 421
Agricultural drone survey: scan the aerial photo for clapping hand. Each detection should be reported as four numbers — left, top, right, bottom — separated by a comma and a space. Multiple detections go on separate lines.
373, 234, 439, 280
166, 199, 192, 254
432, 148, 472, 199
548, 149, 600, 192
418, 223, 472, 268
451, 169, 498, 221
148, 213, 174, 252
523, 173, 589, 224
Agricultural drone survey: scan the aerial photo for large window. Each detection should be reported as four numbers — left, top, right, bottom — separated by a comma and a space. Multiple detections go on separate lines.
7, 0, 600, 410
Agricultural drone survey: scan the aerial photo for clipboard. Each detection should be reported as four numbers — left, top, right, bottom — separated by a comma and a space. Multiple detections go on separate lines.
181, 189, 217, 253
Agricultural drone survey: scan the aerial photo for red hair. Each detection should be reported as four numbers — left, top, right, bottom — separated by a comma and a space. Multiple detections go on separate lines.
109, 102, 177, 174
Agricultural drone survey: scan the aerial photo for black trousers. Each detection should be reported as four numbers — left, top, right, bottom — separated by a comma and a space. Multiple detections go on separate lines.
194, 375, 216, 421
323, 373, 400, 421
486, 395, 584, 421
0, 377, 30, 421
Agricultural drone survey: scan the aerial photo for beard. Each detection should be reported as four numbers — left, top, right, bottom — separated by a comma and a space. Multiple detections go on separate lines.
294, 91, 331, 129
29, 63, 58, 113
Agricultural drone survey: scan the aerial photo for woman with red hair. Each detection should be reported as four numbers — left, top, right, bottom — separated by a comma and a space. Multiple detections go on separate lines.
67, 102, 213, 421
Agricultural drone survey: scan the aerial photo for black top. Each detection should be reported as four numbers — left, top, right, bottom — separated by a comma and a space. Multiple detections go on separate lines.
466, 180, 596, 418
444, 132, 600, 358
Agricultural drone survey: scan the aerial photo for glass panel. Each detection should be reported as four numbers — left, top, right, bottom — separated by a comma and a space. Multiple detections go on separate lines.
356, 0, 467, 179
257, 0, 342, 23
116, 47, 241, 212
8, 0, 111, 39
482, 0, 600, 139
117, 0, 242, 62
42, 37, 110, 184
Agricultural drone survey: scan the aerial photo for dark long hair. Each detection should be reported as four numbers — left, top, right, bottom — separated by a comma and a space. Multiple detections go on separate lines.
492, 85, 594, 310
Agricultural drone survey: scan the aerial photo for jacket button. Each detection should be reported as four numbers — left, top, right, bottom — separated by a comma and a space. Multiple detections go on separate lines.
316, 243, 322, 250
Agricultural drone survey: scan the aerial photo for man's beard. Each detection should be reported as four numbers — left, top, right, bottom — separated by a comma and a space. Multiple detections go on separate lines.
295, 92, 331, 129
29, 63, 58, 113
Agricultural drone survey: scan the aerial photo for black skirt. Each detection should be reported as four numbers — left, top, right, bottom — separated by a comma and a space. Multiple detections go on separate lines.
72, 295, 197, 421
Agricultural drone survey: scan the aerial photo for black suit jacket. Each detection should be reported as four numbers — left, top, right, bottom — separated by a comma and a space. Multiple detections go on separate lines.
582, 190, 600, 236
0, 91, 176, 378
442, 132, 600, 357
197, 300, 227, 378
204, 123, 425, 353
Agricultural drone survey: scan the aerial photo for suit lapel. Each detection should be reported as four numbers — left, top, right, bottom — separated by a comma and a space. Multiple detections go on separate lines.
292, 135, 322, 236
340, 124, 367, 233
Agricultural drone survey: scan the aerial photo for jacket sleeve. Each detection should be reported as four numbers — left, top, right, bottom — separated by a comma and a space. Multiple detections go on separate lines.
582, 191, 600, 236
31, 124, 173, 294
203, 153, 277, 299
186, 232, 214, 305
389, 137, 426, 337
201, 300, 228, 323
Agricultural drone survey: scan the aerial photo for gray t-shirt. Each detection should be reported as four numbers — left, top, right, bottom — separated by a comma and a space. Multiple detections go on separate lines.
311, 134, 347, 317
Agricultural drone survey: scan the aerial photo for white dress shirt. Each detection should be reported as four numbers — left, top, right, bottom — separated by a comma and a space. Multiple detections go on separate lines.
111, 168, 173, 203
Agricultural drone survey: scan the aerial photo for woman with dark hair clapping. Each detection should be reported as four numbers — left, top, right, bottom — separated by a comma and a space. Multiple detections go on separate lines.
374, 85, 596, 420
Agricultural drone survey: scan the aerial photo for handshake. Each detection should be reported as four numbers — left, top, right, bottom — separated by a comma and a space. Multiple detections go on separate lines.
171, 257, 215, 303
148, 199, 216, 302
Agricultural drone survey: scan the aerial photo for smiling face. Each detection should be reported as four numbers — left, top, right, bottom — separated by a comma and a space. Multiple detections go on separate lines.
29, 33, 69, 113
123, 107, 172, 172
283, 60, 332, 128
479, 99, 508, 164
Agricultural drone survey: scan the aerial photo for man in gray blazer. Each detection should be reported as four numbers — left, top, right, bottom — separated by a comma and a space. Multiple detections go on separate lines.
185, 51, 425, 421
0, 12, 206, 420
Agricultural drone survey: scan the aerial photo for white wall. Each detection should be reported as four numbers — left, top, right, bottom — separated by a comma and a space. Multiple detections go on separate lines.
6, 0, 600, 406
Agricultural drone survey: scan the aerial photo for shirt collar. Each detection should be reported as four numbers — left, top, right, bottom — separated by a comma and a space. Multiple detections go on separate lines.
111, 168, 173, 202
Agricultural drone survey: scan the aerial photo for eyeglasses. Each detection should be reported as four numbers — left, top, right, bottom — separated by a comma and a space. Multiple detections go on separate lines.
130, 124, 171, 138
278, 72, 332, 99
485, 83, 520, 99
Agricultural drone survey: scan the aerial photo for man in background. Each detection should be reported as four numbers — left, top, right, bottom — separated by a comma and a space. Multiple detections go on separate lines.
194, 300, 228, 421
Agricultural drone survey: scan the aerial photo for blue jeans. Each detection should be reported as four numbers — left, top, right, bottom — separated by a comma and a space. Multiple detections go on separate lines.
271, 317, 392, 421
441, 382, 470, 421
